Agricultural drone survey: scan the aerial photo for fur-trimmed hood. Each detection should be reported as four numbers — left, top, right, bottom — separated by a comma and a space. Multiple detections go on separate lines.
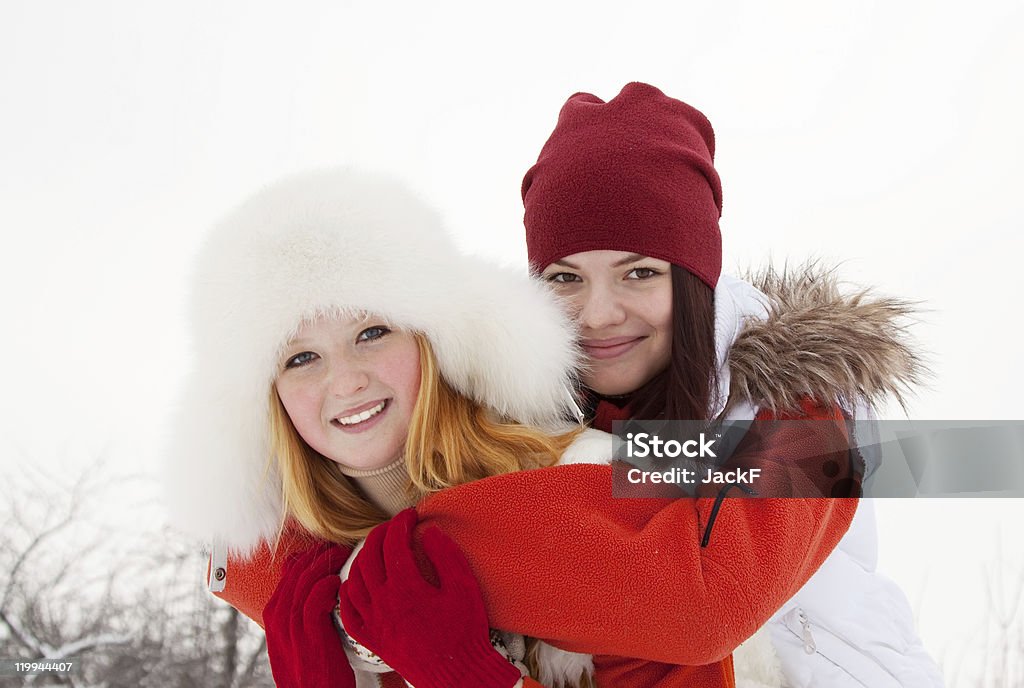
718, 264, 925, 418
164, 169, 582, 551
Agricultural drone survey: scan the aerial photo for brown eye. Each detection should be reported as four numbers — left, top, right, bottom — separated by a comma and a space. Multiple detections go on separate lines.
627, 267, 660, 280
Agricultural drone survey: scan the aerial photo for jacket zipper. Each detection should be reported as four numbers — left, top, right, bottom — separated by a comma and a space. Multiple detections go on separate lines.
701, 482, 757, 547
782, 606, 901, 685
796, 608, 816, 654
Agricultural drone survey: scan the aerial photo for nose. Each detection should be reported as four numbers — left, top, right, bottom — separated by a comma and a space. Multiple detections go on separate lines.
326, 359, 370, 398
576, 284, 627, 331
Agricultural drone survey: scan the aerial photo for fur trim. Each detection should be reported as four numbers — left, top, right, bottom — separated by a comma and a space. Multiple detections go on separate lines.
164, 169, 582, 551
532, 641, 594, 688
733, 627, 786, 688
556, 428, 615, 466
725, 263, 927, 416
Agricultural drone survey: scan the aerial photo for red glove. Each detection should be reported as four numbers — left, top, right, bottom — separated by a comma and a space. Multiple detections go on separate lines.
264, 541, 356, 688
339, 508, 523, 688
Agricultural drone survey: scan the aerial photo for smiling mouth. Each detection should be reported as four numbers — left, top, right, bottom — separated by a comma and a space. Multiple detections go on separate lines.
333, 400, 388, 427
581, 337, 644, 360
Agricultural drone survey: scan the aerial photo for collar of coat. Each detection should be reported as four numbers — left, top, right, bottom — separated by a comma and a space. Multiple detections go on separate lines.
720, 262, 926, 418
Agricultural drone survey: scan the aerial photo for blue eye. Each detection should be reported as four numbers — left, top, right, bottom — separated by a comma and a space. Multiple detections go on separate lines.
547, 272, 581, 284
358, 326, 391, 342
284, 351, 317, 369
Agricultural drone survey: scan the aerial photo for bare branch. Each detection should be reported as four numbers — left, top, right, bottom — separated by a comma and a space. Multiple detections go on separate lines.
0, 607, 54, 657
233, 635, 268, 688
1, 506, 77, 613
53, 632, 133, 657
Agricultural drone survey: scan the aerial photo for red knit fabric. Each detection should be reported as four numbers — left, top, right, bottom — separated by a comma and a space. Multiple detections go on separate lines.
263, 542, 356, 688
522, 82, 723, 287
339, 510, 523, 688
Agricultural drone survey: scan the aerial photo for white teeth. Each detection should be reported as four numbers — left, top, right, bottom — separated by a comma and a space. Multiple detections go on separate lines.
335, 401, 386, 426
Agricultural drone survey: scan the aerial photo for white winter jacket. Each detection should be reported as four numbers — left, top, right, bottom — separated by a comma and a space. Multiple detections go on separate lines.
757, 498, 944, 687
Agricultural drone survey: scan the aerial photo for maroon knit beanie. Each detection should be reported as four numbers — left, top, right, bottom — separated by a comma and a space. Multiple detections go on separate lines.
522, 82, 723, 288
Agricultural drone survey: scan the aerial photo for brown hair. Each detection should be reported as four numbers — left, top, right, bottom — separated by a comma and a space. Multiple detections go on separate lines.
619, 264, 719, 422
269, 334, 581, 545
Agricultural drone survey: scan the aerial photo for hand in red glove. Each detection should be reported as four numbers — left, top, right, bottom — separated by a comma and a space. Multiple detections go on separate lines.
339, 508, 523, 688
264, 541, 356, 688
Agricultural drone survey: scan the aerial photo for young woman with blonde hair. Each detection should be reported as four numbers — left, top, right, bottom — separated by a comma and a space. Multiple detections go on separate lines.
166, 167, 597, 686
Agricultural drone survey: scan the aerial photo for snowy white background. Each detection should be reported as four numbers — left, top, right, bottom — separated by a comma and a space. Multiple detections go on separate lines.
1, 0, 1022, 683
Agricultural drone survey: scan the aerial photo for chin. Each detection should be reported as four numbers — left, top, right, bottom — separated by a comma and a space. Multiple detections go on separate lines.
586, 365, 663, 397
585, 377, 640, 397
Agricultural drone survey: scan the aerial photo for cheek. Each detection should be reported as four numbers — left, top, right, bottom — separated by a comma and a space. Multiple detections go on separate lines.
275, 381, 322, 433
545, 280, 590, 314
399, 358, 422, 404
647, 288, 674, 338
383, 341, 422, 406
639, 290, 673, 368
558, 290, 587, 318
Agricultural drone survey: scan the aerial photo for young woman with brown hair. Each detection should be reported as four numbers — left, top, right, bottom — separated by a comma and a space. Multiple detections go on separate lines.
338, 84, 939, 687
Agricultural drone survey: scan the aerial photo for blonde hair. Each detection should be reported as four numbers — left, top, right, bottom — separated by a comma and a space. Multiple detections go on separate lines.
269, 333, 581, 545
269, 334, 588, 687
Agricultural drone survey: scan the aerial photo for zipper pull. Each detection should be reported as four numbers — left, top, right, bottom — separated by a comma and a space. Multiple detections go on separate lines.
798, 609, 817, 655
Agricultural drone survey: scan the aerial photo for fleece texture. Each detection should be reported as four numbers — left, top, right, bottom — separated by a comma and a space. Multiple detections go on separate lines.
415, 402, 855, 666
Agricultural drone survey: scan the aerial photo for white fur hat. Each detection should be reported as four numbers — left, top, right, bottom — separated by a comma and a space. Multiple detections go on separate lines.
165, 168, 581, 551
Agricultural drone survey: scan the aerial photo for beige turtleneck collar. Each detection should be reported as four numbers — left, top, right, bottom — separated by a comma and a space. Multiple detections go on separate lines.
336, 456, 414, 517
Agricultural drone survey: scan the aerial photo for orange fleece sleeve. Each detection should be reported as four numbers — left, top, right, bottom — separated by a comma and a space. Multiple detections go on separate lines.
415, 404, 858, 665
209, 523, 320, 628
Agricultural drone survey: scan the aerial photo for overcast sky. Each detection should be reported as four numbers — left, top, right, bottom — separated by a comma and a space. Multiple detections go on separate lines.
1, 1, 1022, 683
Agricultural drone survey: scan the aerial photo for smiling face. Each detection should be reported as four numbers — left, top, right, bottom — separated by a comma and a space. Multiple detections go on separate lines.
273, 314, 422, 472
542, 250, 673, 396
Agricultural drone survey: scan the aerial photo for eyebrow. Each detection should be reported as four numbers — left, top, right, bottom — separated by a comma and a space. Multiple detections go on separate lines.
283, 334, 322, 352
551, 253, 649, 270
612, 253, 649, 267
